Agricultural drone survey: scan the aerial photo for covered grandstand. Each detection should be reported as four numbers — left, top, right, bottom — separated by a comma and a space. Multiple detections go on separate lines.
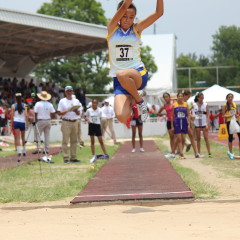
0, 8, 177, 100
0, 8, 107, 77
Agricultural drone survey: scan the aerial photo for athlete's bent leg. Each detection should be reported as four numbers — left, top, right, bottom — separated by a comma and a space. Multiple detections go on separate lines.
116, 69, 142, 103
114, 94, 132, 123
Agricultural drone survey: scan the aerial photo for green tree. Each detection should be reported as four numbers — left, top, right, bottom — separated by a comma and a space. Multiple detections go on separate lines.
212, 25, 240, 63
35, 0, 158, 94
211, 25, 240, 86
35, 0, 110, 93
140, 45, 158, 80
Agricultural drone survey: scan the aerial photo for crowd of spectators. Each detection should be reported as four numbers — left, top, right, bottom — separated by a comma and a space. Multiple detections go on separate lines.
0, 77, 86, 136
0, 77, 86, 109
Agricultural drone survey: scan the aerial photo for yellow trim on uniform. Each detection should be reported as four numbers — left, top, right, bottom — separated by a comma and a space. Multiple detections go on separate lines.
225, 102, 237, 122
106, 26, 119, 39
139, 67, 147, 76
133, 24, 141, 38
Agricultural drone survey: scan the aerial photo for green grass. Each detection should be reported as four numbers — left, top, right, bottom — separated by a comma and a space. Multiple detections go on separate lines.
155, 137, 220, 199
0, 144, 16, 157
0, 144, 119, 203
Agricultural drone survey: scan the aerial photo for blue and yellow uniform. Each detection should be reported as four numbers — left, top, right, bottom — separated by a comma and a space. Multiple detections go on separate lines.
173, 102, 188, 134
106, 25, 148, 95
224, 102, 240, 142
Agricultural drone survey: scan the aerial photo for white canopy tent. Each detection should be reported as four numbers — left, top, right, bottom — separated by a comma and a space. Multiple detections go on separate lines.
189, 84, 240, 107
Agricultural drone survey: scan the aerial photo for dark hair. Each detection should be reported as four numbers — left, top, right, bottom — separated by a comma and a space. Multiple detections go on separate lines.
183, 90, 191, 96
226, 93, 234, 112
177, 92, 184, 97
117, 0, 137, 14
16, 96, 23, 114
194, 92, 204, 103
162, 92, 170, 98
92, 98, 99, 103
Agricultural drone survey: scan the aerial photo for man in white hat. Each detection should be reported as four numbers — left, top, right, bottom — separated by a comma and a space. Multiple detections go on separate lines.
101, 100, 117, 144
57, 86, 82, 163
32, 91, 55, 154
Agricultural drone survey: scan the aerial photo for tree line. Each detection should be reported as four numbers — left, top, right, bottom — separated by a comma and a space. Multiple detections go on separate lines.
34, 0, 157, 94
34, 0, 240, 94
177, 25, 240, 92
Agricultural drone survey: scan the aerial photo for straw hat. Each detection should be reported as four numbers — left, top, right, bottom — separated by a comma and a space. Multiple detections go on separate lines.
37, 91, 51, 101
170, 93, 177, 100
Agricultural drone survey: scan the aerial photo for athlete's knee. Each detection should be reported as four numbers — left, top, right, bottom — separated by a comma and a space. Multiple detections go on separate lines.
116, 71, 129, 85
116, 113, 128, 123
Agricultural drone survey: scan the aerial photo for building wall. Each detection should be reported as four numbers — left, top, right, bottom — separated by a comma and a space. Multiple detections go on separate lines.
27, 119, 167, 142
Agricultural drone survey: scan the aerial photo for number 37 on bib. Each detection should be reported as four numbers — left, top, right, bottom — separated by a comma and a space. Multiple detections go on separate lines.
116, 45, 133, 61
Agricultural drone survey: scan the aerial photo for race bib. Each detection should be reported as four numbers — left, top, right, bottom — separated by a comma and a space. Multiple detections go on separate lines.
116, 45, 133, 61
130, 120, 136, 126
230, 109, 236, 115
177, 112, 185, 118
91, 116, 98, 123
196, 113, 203, 120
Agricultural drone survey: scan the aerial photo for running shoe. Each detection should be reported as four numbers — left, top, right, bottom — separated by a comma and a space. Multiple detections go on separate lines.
227, 151, 235, 160
186, 144, 191, 152
138, 90, 147, 98
165, 153, 175, 158
131, 148, 136, 153
140, 148, 145, 152
195, 153, 204, 158
137, 100, 148, 122
90, 155, 97, 163
208, 153, 212, 158
179, 154, 186, 159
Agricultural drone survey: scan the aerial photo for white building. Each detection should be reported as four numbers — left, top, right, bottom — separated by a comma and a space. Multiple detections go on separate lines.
142, 34, 177, 105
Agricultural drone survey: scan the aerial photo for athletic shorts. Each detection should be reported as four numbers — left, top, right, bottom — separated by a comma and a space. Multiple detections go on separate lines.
166, 121, 172, 130
174, 119, 188, 134
88, 123, 102, 136
13, 121, 26, 131
195, 126, 206, 129
131, 118, 143, 127
113, 67, 148, 95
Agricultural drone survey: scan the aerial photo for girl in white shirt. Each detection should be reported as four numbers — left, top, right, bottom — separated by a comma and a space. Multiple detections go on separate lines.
192, 92, 211, 158
85, 99, 109, 163
11, 93, 28, 158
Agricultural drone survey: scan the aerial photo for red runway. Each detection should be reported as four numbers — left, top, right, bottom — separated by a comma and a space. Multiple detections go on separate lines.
71, 140, 194, 204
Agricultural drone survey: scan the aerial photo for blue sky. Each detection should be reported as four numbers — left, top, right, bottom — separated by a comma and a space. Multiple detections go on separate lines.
0, 0, 239, 57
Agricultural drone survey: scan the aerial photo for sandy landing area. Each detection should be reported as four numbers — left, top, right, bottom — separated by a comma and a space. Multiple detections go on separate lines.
1, 138, 240, 239
1, 199, 240, 240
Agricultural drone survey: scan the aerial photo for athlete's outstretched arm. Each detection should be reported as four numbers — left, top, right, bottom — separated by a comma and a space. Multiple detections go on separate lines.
107, 0, 133, 34
135, 0, 164, 34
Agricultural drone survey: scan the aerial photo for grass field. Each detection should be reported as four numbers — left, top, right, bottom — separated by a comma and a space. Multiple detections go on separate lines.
0, 143, 119, 203
1, 135, 240, 203
155, 135, 240, 199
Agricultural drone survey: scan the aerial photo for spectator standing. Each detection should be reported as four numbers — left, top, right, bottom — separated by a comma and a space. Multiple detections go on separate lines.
101, 100, 117, 145
217, 109, 225, 126
209, 111, 215, 132
32, 91, 55, 154
85, 99, 109, 163
157, 92, 174, 158
171, 93, 190, 159
192, 92, 212, 158
184, 90, 199, 157
131, 102, 144, 153
57, 86, 81, 163
11, 93, 28, 157
76, 99, 84, 148
222, 93, 240, 156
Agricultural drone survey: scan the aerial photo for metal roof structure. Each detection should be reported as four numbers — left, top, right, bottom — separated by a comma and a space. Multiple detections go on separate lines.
0, 8, 108, 77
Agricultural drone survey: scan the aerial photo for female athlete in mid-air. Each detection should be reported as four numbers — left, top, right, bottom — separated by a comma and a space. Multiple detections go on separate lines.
107, 0, 164, 123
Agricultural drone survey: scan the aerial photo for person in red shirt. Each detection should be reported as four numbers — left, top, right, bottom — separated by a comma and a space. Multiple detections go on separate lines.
131, 103, 144, 153
217, 109, 225, 126
209, 111, 216, 132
